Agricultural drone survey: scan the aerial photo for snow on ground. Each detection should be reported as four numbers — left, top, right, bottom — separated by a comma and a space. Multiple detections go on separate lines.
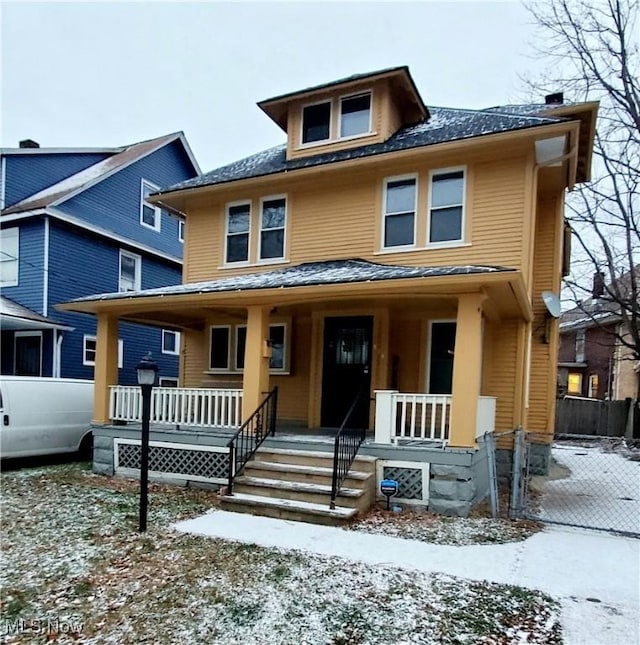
176, 511, 640, 645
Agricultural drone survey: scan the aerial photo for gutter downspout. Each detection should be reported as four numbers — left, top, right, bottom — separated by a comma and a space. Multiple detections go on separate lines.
43, 216, 50, 316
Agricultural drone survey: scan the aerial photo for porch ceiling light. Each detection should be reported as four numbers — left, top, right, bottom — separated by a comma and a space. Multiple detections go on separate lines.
136, 352, 159, 386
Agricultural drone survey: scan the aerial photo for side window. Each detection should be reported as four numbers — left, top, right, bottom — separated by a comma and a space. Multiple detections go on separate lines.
428, 169, 465, 244
162, 330, 181, 355
383, 177, 416, 248
140, 180, 161, 231
209, 326, 231, 370
225, 203, 251, 263
0, 227, 19, 287
302, 102, 331, 144
119, 250, 141, 292
234, 323, 288, 372
259, 197, 286, 260
83, 335, 123, 368
178, 220, 185, 243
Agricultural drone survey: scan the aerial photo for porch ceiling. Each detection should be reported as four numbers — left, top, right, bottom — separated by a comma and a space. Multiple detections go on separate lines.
57, 260, 532, 329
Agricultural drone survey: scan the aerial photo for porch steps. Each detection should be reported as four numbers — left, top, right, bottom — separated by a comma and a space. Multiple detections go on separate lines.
220, 447, 377, 526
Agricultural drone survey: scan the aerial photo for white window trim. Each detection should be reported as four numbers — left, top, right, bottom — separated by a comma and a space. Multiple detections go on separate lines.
425, 319, 457, 394
224, 200, 252, 266
14, 331, 42, 376
0, 226, 19, 287
338, 90, 373, 140
427, 166, 467, 246
140, 179, 161, 232
300, 98, 333, 147
209, 325, 232, 372
118, 249, 142, 292
587, 374, 598, 398
159, 377, 179, 387
161, 329, 181, 355
258, 194, 287, 262
178, 219, 185, 243
83, 334, 123, 368
381, 174, 418, 251
218, 322, 290, 374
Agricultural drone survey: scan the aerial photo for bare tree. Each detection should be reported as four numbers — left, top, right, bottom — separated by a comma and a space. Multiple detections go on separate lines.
524, 0, 640, 363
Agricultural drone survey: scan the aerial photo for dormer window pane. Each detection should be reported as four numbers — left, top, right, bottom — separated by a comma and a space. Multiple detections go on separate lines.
302, 102, 331, 144
340, 94, 371, 137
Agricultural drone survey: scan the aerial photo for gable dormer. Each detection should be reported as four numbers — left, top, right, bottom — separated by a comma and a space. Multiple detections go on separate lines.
258, 66, 428, 161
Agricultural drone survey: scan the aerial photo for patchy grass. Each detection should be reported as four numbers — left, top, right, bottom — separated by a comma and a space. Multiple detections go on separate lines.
1, 463, 560, 644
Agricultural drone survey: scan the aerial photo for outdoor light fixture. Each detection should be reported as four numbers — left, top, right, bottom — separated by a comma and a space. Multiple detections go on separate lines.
136, 352, 158, 532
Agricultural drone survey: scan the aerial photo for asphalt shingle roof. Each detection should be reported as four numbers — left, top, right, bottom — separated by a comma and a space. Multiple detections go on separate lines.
161, 106, 565, 195
70, 259, 513, 303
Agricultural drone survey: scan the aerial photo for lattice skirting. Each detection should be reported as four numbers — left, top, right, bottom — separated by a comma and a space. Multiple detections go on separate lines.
376, 460, 430, 504
114, 439, 229, 484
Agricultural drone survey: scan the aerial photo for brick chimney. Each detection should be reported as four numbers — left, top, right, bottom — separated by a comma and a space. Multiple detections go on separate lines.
592, 271, 605, 298
545, 92, 564, 105
19, 139, 40, 149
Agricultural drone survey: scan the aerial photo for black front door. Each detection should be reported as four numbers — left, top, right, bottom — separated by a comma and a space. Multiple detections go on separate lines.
321, 316, 373, 428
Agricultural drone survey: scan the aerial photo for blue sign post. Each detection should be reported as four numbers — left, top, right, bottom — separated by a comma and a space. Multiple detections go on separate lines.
380, 479, 399, 510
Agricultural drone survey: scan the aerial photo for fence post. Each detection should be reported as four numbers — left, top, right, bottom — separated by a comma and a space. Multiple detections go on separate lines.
485, 432, 499, 518
510, 428, 523, 519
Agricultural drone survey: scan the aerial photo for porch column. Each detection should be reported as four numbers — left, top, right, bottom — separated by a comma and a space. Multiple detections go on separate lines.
242, 305, 270, 421
93, 313, 119, 424
448, 293, 486, 448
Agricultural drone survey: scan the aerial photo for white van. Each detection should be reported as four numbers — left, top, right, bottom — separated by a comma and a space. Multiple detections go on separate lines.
0, 376, 94, 459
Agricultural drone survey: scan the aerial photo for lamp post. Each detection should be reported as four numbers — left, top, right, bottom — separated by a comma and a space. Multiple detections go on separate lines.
136, 352, 158, 532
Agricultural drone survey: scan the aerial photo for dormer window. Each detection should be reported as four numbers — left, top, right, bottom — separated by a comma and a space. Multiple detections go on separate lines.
340, 93, 371, 138
302, 102, 331, 144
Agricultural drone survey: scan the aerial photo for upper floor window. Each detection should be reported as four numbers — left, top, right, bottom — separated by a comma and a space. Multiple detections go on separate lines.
119, 249, 141, 292
340, 93, 371, 138
0, 227, 19, 287
162, 329, 181, 355
259, 197, 286, 260
383, 177, 416, 248
140, 180, 161, 231
83, 335, 123, 368
428, 169, 465, 244
576, 330, 586, 363
178, 219, 185, 243
302, 102, 331, 144
225, 202, 251, 264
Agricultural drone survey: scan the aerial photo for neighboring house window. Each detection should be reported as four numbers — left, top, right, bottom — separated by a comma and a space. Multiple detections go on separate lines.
302, 101, 331, 144
83, 335, 123, 368
225, 202, 251, 263
178, 220, 185, 243
383, 177, 416, 248
159, 377, 178, 387
140, 180, 161, 231
14, 331, 42, 376
340, 93, 371, 138
259, 197, 286, 260
0, 227, 19, 286
576, 330, 586, 362
162, 330, 181, 355
428, 169, 465, 244
588, 374, 599, 398
567, 372, 582, 395
235, 323, 288, 372
119, 250, 141, 292
209, 326, 231, 370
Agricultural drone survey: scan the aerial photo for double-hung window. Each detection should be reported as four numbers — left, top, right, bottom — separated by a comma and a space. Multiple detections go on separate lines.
302, 102, 331, 144
340, 93, 371, 138
119, 249, 141, 292
259, 197, 286, 260
428, 169, 465, 244
225, 202, 251, 263
83, 335, 123, 368
209, 326, 231, 371
383, 177, 416, 248
235, 323, 287, 372
0, 227, 19, 286
140, 180, 161, 231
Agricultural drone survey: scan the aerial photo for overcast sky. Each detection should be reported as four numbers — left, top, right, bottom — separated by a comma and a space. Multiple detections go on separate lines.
1, 1, 547, 173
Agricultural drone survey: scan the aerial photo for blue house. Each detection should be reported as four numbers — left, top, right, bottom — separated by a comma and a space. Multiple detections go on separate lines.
0, 133, 200, 385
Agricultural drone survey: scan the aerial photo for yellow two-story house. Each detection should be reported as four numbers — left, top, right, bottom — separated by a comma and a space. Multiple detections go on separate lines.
61, 66, 597, 519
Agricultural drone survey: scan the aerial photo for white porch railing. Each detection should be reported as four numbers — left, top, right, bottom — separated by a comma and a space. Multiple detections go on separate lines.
374, 390, 496, 445
109, 386, 243, 429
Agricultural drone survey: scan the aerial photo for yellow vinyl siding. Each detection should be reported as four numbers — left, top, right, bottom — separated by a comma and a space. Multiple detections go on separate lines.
389, 318, 423, 393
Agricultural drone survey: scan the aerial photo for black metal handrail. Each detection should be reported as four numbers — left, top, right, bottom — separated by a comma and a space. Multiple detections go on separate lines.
330, 384, 367, 509
226, 386, 278, 495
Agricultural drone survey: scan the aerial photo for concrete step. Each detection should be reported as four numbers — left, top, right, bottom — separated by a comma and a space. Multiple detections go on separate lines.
219, 492, 357, 526
244, 459, 373, 487
256, 447, 377, 473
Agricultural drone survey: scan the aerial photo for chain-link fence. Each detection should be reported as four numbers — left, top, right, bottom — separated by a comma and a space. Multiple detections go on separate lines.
517, 432, 640, 537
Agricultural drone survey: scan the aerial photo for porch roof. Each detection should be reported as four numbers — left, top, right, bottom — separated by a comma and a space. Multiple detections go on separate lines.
57, 259, 531, 326
0, 296, 74, 332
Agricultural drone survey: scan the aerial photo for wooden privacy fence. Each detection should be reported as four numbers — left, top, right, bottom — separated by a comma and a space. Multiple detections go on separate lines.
555, 396, 633, 437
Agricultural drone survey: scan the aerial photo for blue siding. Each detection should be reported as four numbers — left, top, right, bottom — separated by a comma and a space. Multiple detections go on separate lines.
0, 219, 45, 313
3, 152, 111, 207
61, 140, 195, 258
47, 223, 181, 382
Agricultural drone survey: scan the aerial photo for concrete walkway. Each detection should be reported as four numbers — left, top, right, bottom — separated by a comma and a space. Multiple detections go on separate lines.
175, 511, 640, 644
